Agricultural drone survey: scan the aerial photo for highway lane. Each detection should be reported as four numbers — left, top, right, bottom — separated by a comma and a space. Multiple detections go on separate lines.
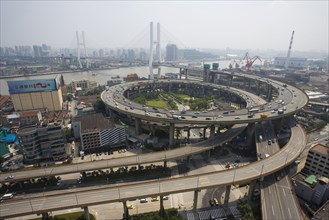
258, 121, 303, 220
0, 124, 247, 183
0, 124, 306, 218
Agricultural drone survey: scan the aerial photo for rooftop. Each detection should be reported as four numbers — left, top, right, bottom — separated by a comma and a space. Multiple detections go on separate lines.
19, 110, 40, 117
74, 113, 115, 133
313, 200, 329, 220
311, 144, 329, 156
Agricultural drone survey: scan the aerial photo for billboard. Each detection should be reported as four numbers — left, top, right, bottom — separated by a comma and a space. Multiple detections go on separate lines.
7, 79, 58, 94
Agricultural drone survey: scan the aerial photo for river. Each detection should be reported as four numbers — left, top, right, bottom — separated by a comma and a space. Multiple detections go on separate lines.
0, 60, 238, 95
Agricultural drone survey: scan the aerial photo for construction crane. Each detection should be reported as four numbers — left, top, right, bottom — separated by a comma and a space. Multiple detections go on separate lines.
243, 52, 262, 71
285, 30, 295, 69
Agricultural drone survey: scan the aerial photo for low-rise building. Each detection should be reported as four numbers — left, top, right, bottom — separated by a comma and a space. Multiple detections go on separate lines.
274, 57, 308, 69
19, 110, 42, 126
304, 144, 329, 178
66, 79, 97, 93
17, 122, 68, 163
72, 113, 126, 152
293, 173, 329, 207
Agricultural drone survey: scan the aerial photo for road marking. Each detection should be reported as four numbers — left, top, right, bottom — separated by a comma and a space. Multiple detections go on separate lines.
272, 205, 275, 216
282, 188, 286, 197
288, 207, 292, 218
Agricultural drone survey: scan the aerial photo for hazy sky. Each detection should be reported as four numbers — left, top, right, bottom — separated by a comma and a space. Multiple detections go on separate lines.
1, 1, 328, 52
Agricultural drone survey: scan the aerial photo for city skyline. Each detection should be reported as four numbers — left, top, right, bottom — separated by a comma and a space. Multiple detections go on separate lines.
1, 1, 328, 52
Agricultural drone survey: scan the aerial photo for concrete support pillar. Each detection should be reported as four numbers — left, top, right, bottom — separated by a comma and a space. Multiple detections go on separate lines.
246, 123, 255, 148
267, 85, 272, 102
186, 156, 191, 166
193, 190, 199, 211
202, 86, 205, 95
164, 160, 167, 168
187, 128, 190, 141
206, 150, 211, 161
169, 83, 172, 92
210, 125, 215, 138
185, 69, 188, 80
224, 185, 231, 207
230, 76, 233, 86
256, 82, 260, 95
159, 195, 165, 217
248, 80, 251, 89
126, 91, 130, 99
135, 118, 141, 135
217, 126, 221, 134
169, 123, 175, 147
138, 86, 141, 94
83, 207, 90, 220
248, 180, 257, 200
203, 128, 207, 139
123, 201, 129, 220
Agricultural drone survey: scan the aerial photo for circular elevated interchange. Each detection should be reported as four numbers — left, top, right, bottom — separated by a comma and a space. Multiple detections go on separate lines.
102, 72, 308, 126
0, 71, 309, 218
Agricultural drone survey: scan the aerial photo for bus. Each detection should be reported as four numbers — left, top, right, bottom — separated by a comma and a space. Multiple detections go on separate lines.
248, 108, 259, 113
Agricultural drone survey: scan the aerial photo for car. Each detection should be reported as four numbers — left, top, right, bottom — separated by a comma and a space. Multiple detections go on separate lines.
230, 110, 235, 113
151, 196, 159, 202
209, 199, 214, 206
218, 115, 224, 118
235, 116, 240, 119
265, 154, 270, 158
202, 110, 208, 113
163, 195, 169, 200
140, 198, 148, 203
169, 110, 175, 113
5, 175, 14, 180
314, 138, 319, 141
294, 160, 301, 165
194, 112, 200, 114
268, 140, 272, 145
127, 204, 134, 209
213, 197, 219, 206
192, 115, 198, 118
271, 139, 275, 143
205, 118, 212, 120
223, 111, 229, 115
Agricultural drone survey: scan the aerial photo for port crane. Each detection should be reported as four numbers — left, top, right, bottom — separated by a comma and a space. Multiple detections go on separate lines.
243, 52, 262, 71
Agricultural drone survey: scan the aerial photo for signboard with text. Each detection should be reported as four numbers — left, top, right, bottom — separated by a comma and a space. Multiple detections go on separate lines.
7, 79, 58, 94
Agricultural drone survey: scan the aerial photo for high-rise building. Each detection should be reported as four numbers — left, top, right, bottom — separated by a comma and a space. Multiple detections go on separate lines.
8, 77, 63, 111
17, 122, 68, 163
166, 44, 178, 61
304, 144, 329, 178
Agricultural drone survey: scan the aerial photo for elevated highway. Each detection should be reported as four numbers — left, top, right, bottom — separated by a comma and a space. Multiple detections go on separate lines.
0, 124, 306, 218
0, 124, 246, 183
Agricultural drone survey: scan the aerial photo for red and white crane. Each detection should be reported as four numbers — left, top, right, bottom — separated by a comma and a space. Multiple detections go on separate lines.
243, 52, 262, 71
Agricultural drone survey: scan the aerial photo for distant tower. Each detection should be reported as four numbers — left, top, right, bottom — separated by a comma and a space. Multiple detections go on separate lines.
82, 31, 89, 69
156, 22, 161, 62
149, 22, 154, 80
285, 30, 295, 69
76, 31, 88, 69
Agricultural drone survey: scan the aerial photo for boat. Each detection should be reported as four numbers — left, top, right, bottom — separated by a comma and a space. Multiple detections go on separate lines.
111, 75, 120, 79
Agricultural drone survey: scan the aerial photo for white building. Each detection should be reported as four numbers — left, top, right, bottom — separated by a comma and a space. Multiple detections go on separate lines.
72, 113, 126, 152
274, 57, 308, 69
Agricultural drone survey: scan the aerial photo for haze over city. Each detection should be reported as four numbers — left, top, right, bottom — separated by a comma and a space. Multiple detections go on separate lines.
1, 0, 328, 52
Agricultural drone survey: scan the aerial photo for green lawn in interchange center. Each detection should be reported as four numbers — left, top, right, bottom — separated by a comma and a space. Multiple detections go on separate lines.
146, 99, 168, 109
175, 93, 191, 100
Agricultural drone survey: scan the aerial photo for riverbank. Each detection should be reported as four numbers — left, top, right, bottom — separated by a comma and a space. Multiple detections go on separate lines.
0, 66, 122, 79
